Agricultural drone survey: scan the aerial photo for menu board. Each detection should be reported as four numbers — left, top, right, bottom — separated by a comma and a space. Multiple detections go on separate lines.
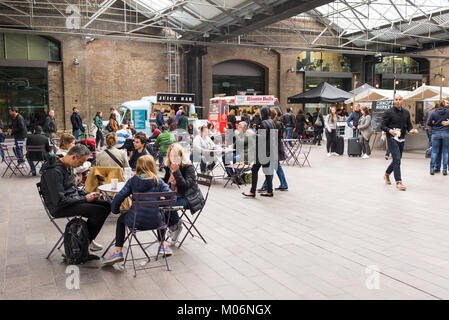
133, 109, 146, 130
371, 100, 394, 132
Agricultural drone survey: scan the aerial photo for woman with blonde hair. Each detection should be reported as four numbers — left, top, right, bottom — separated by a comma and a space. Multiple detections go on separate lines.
103, 155, 173, 265
95, 132, 129, 168
228, 108, 237, 130
163, 143, 204, 244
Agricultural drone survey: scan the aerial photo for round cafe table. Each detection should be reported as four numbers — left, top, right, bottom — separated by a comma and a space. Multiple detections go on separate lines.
98, 182, 126, 203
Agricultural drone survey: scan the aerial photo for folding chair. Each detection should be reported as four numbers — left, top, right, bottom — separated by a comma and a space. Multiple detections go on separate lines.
1, 142, 27, 177
177, 173, 212, 248
102, 191, 177, 277
299, 138, 313, 167
36, 182, 74, 259
282, 139, 301, 166
25, 144, 47, 175
223, 162, 251, 189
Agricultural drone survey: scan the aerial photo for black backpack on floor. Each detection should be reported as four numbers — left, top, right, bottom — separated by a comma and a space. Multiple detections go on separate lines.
63, 218, 90, 265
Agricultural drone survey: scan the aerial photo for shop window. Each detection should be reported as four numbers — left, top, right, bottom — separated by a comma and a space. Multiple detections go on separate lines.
297, 51, 352, 72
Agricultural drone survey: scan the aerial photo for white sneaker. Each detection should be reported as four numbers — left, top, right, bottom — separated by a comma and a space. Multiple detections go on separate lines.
170, 220, 184, 244
362, 154, 370, 159
331, 152, 339, 156
327, 153, 332, 157
89, 240, 103, 252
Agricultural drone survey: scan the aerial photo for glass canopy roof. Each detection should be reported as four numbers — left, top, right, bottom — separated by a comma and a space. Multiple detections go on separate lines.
313, 0, 449, 35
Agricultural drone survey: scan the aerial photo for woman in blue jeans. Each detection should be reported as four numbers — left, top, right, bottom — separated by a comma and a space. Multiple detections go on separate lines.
427, 101, 449, 175
259, 108, 288, 192
163, 143, 204, 242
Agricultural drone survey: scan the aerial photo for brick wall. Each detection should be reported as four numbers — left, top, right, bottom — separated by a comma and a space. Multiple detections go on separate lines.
48, 35, 171, 130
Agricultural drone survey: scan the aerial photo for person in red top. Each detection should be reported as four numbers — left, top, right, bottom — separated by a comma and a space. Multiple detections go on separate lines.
150, 123, 161, 140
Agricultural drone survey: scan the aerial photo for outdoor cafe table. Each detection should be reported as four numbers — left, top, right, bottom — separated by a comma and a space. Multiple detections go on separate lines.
282, 139, 301, 166
98, 182, 126, 203
202, 147, 235, 179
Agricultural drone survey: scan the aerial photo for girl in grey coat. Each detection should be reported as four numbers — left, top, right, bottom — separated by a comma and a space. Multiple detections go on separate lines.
357, 106, 373, 158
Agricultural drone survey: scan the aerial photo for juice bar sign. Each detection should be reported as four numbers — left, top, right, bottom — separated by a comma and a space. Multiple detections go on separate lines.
157, 93, 195, 103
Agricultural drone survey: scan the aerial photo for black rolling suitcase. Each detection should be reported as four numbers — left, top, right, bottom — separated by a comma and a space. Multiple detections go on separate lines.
347, 131, 362, 157
332, 136, 344, 155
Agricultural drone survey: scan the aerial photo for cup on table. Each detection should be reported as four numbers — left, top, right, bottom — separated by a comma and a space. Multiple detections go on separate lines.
111, 178, 118, 190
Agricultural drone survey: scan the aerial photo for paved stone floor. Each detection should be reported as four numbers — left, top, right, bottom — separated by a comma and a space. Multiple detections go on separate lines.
0, 145, 448, 300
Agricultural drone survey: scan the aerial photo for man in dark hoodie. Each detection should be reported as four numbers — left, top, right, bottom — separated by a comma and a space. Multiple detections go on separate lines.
427, 100, 449, 175
242, 106, 277, 198
8, 107, 27, 164
40, 144, 110, 252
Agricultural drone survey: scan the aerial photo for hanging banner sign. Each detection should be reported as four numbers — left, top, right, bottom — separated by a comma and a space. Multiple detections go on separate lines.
234, 95, 276, 105
157, 93, 195, 103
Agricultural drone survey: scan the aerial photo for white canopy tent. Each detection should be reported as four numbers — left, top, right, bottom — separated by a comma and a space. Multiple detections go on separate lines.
403, 85, 449, 101
345, 88, 410, 104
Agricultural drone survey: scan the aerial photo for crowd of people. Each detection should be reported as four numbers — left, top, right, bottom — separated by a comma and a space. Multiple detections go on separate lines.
1, 94, 447, 269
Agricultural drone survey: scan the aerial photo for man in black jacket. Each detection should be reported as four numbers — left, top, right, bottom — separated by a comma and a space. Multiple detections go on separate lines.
70, 107, 84, 140
40, 144, 110, 251
8, 107, 27, 163
282, 107, 295, 140
43, 109, 57, 139
312, 108, 324, 146
346, 103, 362, 138
381, 95, 418, 191
26, 126, 51, 176
243, 107, 277, 198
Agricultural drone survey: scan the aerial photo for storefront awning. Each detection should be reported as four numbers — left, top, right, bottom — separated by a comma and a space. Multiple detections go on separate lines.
288, 82, 352, 104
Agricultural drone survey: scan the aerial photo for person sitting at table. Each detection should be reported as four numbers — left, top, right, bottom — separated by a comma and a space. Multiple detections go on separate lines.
154, 125, 175, 170
40, 144, 110, 254
103, 155, 175, 265
163, 143, 204, 244
57, 133, 91, 185
207, 122, 221, 142
26, 125, 51, 176
191, 125, 216, 174
115, 124, 132, 148
149, 123, 161, 140
95, 132, 129, 168
129, 132, 149, 170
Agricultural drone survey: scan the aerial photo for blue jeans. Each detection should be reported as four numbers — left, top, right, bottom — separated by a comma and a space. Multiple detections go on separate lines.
0, 149, 4, 161
14, 138, 25, 162
158, 151, 166, 166
73, 129, 82, 141
386, 137, 405, 183
353, 129, 358, 138
430, 132, 449, 172
190, 154, 215, 173
166, 197, 187, 232
285, 127, 293, 139
261, 162, 288, 189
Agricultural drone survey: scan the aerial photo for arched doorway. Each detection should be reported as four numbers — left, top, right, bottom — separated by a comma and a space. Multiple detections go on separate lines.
212, 60, 266, 96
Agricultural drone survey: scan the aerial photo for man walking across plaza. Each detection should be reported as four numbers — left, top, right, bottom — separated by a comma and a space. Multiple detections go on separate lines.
381, 95, 418, 191
282, 107, 295, 140
44, 109, 57, 139
347, 103, 362, 138
70, 107, 84, 140
312, 108, 324, 146
8, 107, 27, 164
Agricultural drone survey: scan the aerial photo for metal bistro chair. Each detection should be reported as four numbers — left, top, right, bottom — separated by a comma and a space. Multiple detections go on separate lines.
1, 141, 27, 177
36, 182, 81, 259
102, 191, 177, 277
177, 173, 213, 248
25, 144, 47, 175
299, 138, 313, 167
